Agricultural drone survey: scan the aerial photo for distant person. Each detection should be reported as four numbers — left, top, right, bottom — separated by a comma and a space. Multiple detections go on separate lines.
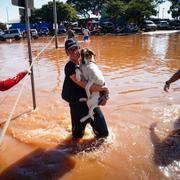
82, 27, 90, 42
0, 70, 29, 91
164, 69, 180, 92
66, 26, 75, 40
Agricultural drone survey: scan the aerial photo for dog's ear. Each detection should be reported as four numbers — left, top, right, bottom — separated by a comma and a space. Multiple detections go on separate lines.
89, 49, 95, 56
80, 49, 84, 54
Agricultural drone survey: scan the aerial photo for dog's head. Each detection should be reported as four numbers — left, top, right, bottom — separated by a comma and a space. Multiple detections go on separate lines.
80, 48, 95, 65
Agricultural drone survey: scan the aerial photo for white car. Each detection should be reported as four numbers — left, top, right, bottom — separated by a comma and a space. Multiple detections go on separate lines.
0, 29, 22, 40
31, 29, 39, 38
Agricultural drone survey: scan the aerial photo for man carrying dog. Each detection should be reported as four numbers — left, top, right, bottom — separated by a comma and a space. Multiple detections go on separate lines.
62, 38, 109, 139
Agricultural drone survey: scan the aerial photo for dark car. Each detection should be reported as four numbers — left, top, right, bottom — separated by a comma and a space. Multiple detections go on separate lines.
169, 19, 180, 30
100, 22, 115, 33
39, 27, 49, 36
156, 21, 170, 30
0, 29, 22, 41
141, 20, 157, 31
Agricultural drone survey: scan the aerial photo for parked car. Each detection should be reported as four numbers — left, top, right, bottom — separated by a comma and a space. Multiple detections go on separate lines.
22, 29, 38, 39
141, 20, 157, 31
169, 19, 180, 30
39, 27, 49, 36
31, 29, 39, 38
0, 29, 4, 35
100, 22, 115, 33
156, 20, 170, 30
0, 29, 22, 41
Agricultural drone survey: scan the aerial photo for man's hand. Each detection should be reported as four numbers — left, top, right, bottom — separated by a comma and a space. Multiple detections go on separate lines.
164, 81, 170, 92
23, 70, 31, 75
98, 90, 109, 106
101, 86, 109, 95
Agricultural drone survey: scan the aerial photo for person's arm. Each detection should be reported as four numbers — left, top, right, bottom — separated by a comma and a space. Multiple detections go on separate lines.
0, 70, 28, 91
164, 70, 180, 92
70, 74, 109, 93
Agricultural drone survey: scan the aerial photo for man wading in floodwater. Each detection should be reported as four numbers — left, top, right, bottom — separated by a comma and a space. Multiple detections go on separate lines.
61, 38, 109, 139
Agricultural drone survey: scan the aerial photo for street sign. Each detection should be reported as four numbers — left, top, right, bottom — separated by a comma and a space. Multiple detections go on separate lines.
12, 0, 34, 9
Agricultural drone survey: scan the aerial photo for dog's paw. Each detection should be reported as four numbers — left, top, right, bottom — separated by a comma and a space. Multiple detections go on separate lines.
80, 118, 86, 123
75, 68, 81, 81
90, 116, 94, 121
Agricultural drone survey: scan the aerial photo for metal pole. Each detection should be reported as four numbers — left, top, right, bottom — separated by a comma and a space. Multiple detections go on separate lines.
53, 0, 58, 48
25, 0, 36, 109
158, 6, 160, 19
6, 7, 9, 23
162, 8, 165, 19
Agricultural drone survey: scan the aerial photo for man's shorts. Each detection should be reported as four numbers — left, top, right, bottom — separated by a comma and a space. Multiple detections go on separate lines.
84, 35, 89, 41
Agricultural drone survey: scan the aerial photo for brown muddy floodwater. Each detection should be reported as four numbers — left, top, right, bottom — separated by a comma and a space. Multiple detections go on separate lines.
0, 31, 180, 179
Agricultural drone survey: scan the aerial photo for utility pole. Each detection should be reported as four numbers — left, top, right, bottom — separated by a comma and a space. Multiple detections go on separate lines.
24, 0, 36, 109
162, 8, 165, 19
6, 7, 9, 23
53, 0, 58, 48
158, 6, 160, 19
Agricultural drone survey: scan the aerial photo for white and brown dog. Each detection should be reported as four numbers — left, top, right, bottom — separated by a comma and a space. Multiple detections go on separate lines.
76, 48, 105, 123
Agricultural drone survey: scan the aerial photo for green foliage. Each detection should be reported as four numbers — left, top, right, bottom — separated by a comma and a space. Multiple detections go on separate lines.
21, 1, 78, 23
20, 0, 170, 24
105, 0, 126, 20
67, 0, 165, 23
102, 0, 159, 24
67, 0, 107, 17
125, 0, 157, 24
168, 0, 180, 19
0, 22, 6, 30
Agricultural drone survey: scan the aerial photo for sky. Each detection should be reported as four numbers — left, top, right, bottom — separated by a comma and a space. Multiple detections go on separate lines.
0, 0, 172, 23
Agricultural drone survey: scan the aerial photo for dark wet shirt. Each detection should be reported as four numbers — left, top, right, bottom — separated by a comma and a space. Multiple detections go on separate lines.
62, 60, 87, 103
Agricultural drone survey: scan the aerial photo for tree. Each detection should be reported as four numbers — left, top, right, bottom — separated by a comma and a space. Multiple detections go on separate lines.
67, 0, 107, 17
103, 0, 161, 24
0, 22, 6, 30
104, 0, 126, 20
67, 0, 166, 23
21, 2, 78, 23
125, 0, 157, 24
168, 0, 180, 19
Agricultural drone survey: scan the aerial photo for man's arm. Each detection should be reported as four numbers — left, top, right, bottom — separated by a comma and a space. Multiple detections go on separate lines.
0, 70, 28, 91
164, 70, 180, 92
70, 74, 109, 93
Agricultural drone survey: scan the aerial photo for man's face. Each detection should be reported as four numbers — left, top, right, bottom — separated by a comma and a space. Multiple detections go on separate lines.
66, 46, 80, 60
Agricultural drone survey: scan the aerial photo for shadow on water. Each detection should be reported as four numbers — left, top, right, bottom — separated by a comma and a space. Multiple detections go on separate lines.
0, 137, 105, 179
150, 117, 180, 166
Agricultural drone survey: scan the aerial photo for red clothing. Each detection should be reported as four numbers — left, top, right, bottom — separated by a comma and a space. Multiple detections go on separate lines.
0, 71, 27, 91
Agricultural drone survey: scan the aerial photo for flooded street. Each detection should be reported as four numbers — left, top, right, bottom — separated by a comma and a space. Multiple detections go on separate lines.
0, 31, 180, 179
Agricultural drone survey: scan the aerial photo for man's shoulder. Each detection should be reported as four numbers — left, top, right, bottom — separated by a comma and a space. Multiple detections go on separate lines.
65, 60, 74, 67
65, 60, 76, 73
